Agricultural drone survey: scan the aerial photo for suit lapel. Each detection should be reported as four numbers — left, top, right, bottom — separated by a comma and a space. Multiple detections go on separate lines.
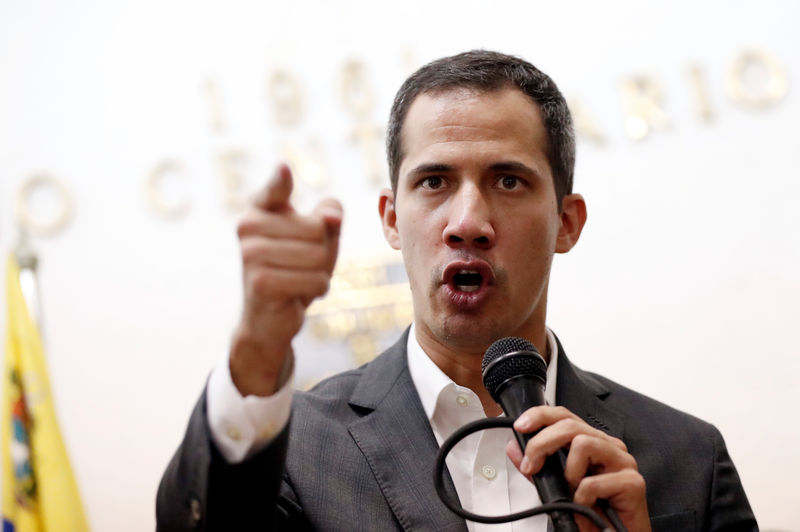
343, 331, 620, 530
554, 335, 625, 441
347, 331, 466, 531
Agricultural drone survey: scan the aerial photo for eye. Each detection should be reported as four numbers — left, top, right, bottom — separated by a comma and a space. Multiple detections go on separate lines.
421, 176, 445, 189
497, 175, 522, 190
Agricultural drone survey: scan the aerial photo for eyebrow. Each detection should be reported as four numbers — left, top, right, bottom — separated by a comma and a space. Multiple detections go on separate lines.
488, 161, 539, 176
406, 163, 454, 179
406, 161, 540, 179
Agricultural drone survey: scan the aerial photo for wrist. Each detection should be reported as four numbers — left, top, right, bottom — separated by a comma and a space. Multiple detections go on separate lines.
229, 330, 293, 397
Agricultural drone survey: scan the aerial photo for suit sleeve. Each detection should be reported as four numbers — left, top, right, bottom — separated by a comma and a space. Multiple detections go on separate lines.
156, 389, 297, 531
707, 428, 758, 531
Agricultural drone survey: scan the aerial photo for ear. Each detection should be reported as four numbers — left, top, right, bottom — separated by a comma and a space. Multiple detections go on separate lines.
555, 193, 587, 253
378, 188, 401, 250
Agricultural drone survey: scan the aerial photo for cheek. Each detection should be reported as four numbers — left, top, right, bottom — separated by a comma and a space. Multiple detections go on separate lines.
506, 216, 560, 267
399, 210, 441, 251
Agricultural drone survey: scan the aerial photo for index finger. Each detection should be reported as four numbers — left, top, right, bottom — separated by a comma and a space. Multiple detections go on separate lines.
254, 163, 294, 212
513, 406, 582, 433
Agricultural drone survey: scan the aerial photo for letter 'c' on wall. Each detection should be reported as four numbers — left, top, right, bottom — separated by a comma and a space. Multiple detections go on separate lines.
146, 159, 191, 219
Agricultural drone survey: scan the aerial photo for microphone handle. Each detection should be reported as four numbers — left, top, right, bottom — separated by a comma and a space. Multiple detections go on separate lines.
498, 377, 579, 532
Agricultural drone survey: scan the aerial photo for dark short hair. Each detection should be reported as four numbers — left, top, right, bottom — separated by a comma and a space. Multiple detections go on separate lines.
386, 50, 575, 207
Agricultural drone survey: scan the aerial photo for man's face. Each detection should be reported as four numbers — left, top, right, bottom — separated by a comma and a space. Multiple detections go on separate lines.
380, 87, 585, 355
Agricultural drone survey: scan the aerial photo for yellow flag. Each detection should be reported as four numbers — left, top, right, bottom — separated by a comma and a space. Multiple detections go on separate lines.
2, 255, 90, 532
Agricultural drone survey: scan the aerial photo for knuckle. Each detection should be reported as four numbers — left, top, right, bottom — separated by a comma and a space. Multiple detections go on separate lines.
622, 452, 639, 471
249, 271, 277, 297
236, 211, 264, 239
622, 470, 647, 492
611, 436, 628, 453
315, 274, 331, 295
571, 433, 593, 451
562, 418, 585, 435
311, 245, 328, 266
240, 240, 262, 264
630, 472, 646, 492
577, 474, 599, 494
524, 438, 543, 458
302, 273, 329, 298
552, 406, 576, 423
305, 216, 327, 241
236, 219, 251, 239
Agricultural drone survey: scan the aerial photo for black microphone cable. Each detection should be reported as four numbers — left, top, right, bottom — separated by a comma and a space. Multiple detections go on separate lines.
432, 417, 628, 532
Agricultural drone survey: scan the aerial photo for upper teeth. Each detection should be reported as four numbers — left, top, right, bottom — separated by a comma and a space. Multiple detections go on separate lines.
455, 270, 480, 292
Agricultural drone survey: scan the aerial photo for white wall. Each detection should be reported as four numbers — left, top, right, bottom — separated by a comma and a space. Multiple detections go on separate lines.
0, 1, 798, 530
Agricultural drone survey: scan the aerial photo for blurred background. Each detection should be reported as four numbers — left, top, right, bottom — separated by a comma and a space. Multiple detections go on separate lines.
1, 0, 798, 530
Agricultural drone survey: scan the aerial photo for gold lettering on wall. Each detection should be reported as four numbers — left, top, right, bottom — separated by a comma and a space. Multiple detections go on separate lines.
726, 49, 789, 109
352, 123, 385, 185
569, 98, 606, 145
15, 173, 73, 236
340, 60, 374, 119
400, 48, 419, 78
146, 160, 191, 219
268, 69, 304, 127
339, 60, 386, 186
621, 76, 670, 140
349, 333, 379, 366
203, 79, 225, 133
281, 141, 329, 192
217, 148, 251, 212
307, 255, 412, 364
688, 65, 714, 122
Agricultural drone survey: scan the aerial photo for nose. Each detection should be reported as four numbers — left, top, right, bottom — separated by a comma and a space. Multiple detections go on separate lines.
442, 184, 495, 250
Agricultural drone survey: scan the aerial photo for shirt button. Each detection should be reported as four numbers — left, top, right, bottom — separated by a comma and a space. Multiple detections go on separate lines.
456, 395, 469, 407
257, 423, 276, 440
226, 426, 241, 441
189, 497, 202, 528
481, 465, 497, 480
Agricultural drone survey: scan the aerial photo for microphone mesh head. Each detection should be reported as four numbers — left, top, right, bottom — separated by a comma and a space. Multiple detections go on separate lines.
482, 337, 547, 401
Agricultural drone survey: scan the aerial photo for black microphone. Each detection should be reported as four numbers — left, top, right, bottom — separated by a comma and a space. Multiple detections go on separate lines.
482, 337, 579, 532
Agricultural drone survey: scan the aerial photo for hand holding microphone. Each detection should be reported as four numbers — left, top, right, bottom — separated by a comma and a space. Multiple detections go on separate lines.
482, 338, 651, 532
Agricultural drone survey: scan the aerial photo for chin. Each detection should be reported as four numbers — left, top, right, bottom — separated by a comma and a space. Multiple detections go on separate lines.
436, 315, 506, 353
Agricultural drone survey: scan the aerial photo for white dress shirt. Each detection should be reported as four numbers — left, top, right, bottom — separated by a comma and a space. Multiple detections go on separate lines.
207, 325, 559, 531
206, 353, 293, 462
407, 324, 558, 532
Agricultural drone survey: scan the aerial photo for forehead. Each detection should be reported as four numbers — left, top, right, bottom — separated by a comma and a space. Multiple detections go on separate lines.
398, 87, 550, 177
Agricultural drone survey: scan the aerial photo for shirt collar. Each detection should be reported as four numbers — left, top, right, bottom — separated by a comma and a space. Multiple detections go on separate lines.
407, 323, 559, 421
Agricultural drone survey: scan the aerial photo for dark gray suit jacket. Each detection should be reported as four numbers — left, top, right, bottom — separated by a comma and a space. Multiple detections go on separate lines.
157, 331, 757, 531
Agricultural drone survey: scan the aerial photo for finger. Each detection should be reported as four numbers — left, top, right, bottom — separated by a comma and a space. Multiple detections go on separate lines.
513, 406, 626, 449
253, 163, 294, 212
237, 209, 328, 242
513, 405, 582, 433
518, 418, 613, 476
312, 197, 344, 231
573, 469, 648, 515
563, 434, 638, 489
246, 268, 331, 301
506, 437, 523, 468
241, 237, 332, 270
312, 197, 343, 272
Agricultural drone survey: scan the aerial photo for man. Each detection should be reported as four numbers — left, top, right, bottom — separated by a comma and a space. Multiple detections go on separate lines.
157, 51, 756, 531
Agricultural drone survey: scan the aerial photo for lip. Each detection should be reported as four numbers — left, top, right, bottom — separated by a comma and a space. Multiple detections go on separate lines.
441, 260, 495, 310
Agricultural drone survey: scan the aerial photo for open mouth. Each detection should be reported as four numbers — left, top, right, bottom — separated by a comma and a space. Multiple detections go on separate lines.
452, 270, 483, 292
443, 261, 494, 295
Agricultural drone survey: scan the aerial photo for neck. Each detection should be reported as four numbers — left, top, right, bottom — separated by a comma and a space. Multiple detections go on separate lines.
414, 324, 550, 418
